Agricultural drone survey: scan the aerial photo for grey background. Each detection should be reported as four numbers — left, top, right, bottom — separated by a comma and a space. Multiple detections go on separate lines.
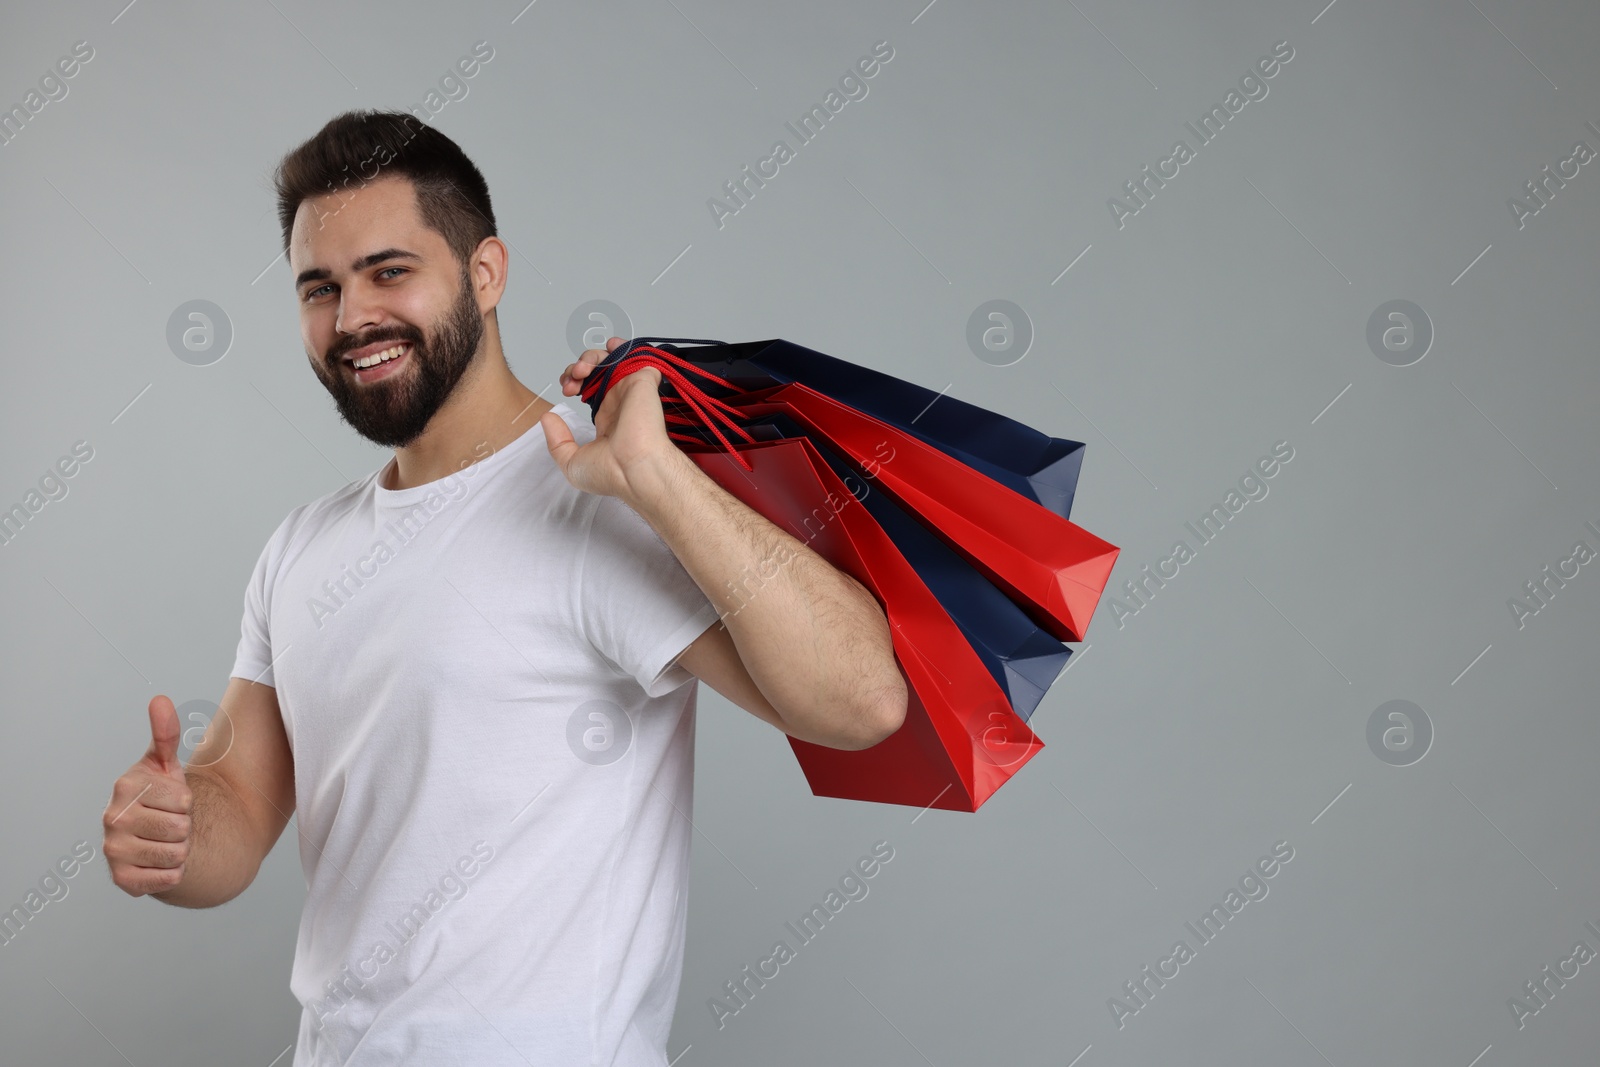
2, 0, 1597, 1064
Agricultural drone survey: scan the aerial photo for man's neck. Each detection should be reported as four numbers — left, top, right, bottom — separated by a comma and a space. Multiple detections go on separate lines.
382, 354, 554, 491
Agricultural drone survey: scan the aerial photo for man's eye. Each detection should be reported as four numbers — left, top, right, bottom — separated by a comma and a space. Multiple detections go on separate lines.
303, 268, 404, 301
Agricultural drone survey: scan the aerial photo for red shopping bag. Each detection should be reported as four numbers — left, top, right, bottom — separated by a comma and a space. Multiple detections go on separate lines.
688, 435, 1043, 813
726, 383, 1118, 642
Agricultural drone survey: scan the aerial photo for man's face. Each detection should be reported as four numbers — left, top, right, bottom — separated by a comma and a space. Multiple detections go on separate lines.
290, 176, 485, 448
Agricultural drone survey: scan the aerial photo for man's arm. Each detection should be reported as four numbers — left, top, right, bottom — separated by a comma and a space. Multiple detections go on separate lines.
104, 678, 295, 908
637, 452, 906, 751
544, 348, 907, 751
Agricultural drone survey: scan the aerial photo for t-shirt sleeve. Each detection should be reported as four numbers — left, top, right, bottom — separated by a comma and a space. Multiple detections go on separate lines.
577, 493, 720, 697
229, 518, 287, 689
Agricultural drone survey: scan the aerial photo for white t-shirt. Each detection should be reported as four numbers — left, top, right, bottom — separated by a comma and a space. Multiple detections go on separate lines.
229, 400, 720, 1066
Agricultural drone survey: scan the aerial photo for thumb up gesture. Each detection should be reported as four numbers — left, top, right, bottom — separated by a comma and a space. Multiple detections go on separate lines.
102, 696, 193, 897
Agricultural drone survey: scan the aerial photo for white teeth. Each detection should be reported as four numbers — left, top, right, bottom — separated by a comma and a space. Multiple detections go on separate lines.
352, 344, 408, 370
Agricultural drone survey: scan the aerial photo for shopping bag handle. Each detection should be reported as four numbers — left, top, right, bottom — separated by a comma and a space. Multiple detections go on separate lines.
609, 336, 727, 360
581, 342, 760, 469
587, 337, 732, 408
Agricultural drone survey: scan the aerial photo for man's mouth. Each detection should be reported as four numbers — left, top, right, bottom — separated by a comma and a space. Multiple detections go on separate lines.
344, 342, 412, 383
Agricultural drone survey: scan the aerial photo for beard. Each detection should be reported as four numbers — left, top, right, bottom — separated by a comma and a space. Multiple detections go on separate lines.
312, 266, 485, 449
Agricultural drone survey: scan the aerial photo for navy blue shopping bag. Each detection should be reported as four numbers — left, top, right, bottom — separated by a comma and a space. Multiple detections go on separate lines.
602, 337, 1086, 519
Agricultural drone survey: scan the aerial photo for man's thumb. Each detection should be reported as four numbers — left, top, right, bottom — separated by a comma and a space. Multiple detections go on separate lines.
541, 410, 578, 469
146, 695, 183, 777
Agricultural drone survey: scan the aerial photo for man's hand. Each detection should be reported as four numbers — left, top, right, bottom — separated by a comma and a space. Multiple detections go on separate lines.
542, 336, 689, 503
103, 696, 193, 897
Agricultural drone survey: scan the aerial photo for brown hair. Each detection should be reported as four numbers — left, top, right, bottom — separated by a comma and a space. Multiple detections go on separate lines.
272, 109, 497, 270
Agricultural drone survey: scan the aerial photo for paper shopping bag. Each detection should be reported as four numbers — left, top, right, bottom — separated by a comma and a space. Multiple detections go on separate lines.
689, 435, 1043, 813
724, 382, 1118, 642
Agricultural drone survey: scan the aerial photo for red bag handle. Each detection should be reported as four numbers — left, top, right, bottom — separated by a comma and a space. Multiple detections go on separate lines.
580, 344, 761, 470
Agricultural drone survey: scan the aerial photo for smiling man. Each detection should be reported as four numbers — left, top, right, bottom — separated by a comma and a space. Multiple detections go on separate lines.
100, 109, 905, 1066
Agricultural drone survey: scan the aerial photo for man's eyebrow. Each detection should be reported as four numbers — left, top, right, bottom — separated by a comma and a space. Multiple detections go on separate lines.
294, 248, 423, 290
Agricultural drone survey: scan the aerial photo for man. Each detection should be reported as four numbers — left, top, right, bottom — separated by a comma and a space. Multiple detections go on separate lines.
100, 110, 906, 1066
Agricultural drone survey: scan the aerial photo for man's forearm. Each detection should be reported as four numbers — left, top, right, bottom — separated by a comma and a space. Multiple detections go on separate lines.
151, 769, 263, 909
622, 448, 905, 739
